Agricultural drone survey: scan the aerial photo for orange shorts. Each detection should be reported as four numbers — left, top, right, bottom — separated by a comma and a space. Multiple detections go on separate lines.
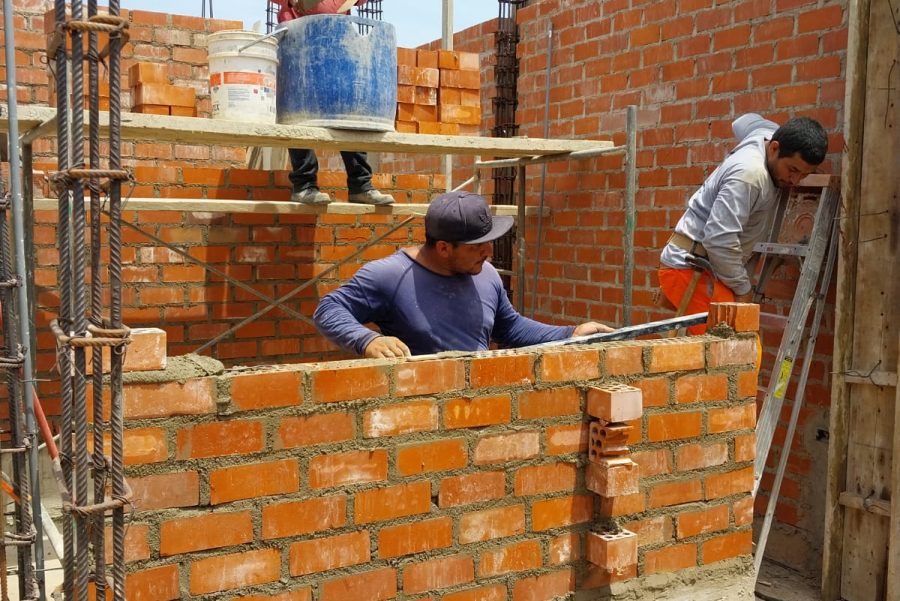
658, 267, 735, 335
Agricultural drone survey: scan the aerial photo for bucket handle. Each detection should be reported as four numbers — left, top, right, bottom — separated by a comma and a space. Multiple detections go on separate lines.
237, 27, 287, 53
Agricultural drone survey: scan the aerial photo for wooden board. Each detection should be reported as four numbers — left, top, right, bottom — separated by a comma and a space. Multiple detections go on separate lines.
32, 198, 548, 217
0, 105, 615, 158
826, 0, 900, 597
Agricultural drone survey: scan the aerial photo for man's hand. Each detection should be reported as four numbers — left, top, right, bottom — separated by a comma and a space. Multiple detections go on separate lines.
364, 336, 411, 359
734, 292, 753, 302
572, 322, 615, 337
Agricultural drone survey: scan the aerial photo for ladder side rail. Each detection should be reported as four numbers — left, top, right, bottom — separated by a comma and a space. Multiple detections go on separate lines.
753, 213, 839, 572
754, 187, 841, 492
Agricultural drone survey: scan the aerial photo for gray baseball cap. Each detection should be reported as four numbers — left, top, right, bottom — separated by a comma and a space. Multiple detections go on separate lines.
425, 191, 514, 244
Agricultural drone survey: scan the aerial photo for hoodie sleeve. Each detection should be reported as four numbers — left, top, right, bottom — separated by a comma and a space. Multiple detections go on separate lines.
312, 265, 384, 356
701, 170, 762, 295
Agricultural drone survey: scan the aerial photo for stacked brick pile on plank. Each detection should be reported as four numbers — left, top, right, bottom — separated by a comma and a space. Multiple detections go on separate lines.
129, 62, 198, 117
396, 48, 481, 135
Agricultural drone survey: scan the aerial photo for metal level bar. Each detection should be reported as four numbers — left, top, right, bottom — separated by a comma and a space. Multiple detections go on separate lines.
3, 1, 44, 597
475, 144, 624, 169
624, 105, 637, 326
525, 313, 709, 349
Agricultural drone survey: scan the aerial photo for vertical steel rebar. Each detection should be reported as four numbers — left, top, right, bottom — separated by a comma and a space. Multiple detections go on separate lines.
107, 2, 128, 598
3, 0, 44, 598
52, 0, 76, 596
86, 2, 108, 598
67, 3, 91, 600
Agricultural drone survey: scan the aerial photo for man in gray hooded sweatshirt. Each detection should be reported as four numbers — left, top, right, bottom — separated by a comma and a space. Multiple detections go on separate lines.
658, 113, 828, 333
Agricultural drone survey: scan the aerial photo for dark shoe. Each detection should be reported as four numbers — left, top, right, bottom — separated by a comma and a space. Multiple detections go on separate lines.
291, 188, 332, 204
348, 189, 395, 205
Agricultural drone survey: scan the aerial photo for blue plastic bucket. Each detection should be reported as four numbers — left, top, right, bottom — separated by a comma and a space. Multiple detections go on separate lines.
276, 15, 397, 131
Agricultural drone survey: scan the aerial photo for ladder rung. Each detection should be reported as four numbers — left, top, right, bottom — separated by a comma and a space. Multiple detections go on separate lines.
753, 242, 809, 257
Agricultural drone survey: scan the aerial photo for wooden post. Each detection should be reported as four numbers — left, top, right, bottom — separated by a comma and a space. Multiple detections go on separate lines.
821, 0, 869, 596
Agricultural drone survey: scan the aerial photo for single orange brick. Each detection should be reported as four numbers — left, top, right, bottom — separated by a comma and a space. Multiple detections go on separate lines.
310, 364, 389, 403
403, 555, 474, 595
676, 504, 730, 539
459, 505, 525, 544
586, 457, 640, 496
440, 103, 481, 125
440, 87, 462, 104
474, 431, 539, 464
394, 359, 464, 397
469, 353, 534, 388
709, 403, 756, 433
532, 495, 594, 531
354, 481, 431, 524
415, 86, 438, 105
734, 432, 756, 463
549, 533, 582, 565
644, 543, 697, 574
209, 459, 299, 504
397, 438, 468, 475
176, 419, 264, 459
189, 548, 280, 595
539, 348, 600, 382
514, 462, 578, 497
632, 449, 672, 477
397, 84, 416, 103
378, 517, 453, 558
126, 565, 180, 601
648, 411, 702, 442
586, 530, 637, 581
128, 62, 168, 86
675, 374, 729, 404
262, 496, 346, 539
458, 51, 480, 70
520, 387, 581, 419
599, 493, 645, 517
701, 529, 753, 564
417, 49, 439, 68
649, 479, 703, 508
459, 88, 481, 107
159, 511, 252, 556
438, 49, 460, 69
705, 467, 754, 499
478, 539, 542, 577
439, 472, 506, 508
396, 47, 417, 66
587, 383, 643, 422
443, 585, 506, 601
321, 567, 396, 601
676, 442, 728, 471
648, 341, 705, 372
289, 530, 371, 575
603, 344, 643, 375
709, 337, 758, 367
511, 570, 575, 600
445, 394, 512, 429
277, 412, 354, 448
309, 449, 388, 489
363, 400, 438, 437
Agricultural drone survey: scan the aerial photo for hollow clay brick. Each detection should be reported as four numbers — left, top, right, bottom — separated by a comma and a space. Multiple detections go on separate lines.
587, 383, 643, 422
586, 529, 638, 581
586, 457, 639, 496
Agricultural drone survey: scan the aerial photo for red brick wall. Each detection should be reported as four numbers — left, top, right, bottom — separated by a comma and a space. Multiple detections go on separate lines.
117, 322, 757, 600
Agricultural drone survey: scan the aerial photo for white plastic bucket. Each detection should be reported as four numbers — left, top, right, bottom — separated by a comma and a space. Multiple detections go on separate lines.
208, 30, 279, 123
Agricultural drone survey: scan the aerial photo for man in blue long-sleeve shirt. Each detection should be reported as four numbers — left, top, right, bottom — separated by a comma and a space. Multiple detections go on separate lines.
313, 191, 614, 358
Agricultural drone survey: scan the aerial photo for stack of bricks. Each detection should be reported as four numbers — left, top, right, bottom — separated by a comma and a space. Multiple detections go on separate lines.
129, 62, 197, 117
395, 48, 481, 136
585, 382, 644, 582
